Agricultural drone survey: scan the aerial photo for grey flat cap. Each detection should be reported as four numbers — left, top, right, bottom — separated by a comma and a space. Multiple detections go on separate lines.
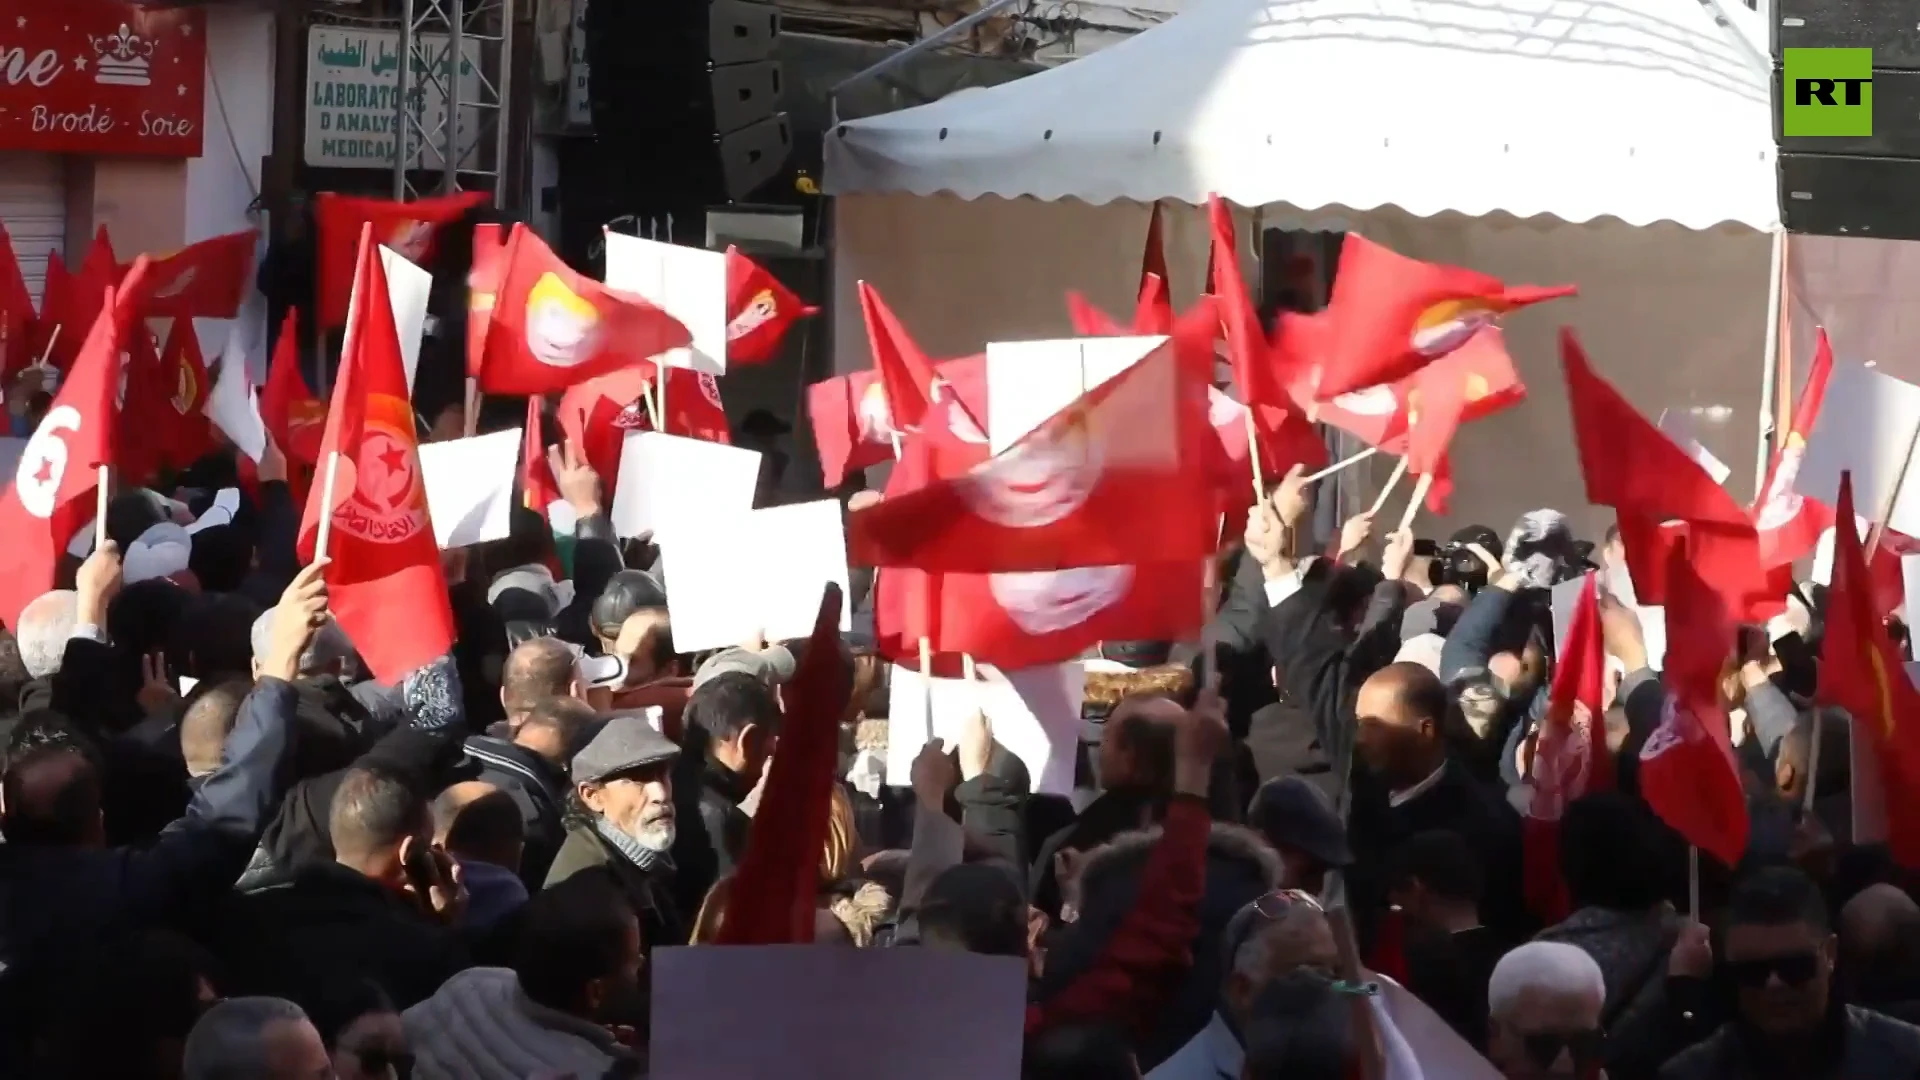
694, 645, 796, 689
572, 714, 681, 784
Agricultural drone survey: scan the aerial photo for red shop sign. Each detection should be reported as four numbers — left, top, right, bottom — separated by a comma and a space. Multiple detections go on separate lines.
0, 0, 206, 157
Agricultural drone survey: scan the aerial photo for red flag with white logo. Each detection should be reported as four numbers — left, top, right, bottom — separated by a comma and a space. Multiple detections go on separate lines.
1522, 572, 1609, 923
160, 320, 215, 468
0, 260, 150, 629
806, 356, 987, 489
129, 231, 257, 320
315, 190, 488, 328
297, 228, 455, 682
1753, 328, 1837, 568
1640, 537, 1751, 869
467, 222, 509, 379
850, 304, 1223, 573
1313, 235, 1573, 398
477, 225, 690, 396
725, 247, 815, 365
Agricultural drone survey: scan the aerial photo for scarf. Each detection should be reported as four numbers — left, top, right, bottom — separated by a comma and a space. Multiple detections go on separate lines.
594, 815, 674, 874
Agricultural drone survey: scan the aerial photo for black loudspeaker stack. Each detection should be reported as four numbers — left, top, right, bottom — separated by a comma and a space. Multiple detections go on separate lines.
1774, 2, 1920, 239
581, 0, 793, 207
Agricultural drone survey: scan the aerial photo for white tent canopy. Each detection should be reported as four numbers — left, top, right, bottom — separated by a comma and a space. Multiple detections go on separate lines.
825, 0, 1776, 230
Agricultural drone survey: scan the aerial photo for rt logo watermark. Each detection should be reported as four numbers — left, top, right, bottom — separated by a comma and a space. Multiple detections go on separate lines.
1783, 48, 1872, 137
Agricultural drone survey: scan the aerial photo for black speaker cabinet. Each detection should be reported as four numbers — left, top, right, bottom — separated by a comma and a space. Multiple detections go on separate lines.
1772, 0, 1920, 70
1773, 66, 1920, 157
1779, 152, 1920, 240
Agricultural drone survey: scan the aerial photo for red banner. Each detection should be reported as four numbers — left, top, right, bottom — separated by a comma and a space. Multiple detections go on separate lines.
0, 1, 206, 156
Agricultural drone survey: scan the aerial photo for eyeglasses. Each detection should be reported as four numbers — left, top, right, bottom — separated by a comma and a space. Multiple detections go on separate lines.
1723, 952, 1821, 988
1519, 1028, 1605, 1070
1251, 888, 1325, 919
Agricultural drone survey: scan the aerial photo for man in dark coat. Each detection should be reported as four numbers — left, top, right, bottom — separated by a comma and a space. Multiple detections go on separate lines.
545, 714, 687, 949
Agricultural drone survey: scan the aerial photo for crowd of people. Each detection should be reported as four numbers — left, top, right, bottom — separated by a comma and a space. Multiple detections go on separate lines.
0, 389, 1908, 1080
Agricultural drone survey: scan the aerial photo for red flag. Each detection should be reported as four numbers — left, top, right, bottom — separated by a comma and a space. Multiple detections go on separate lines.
850, 308, 1223, 573
160, 321, 216, 468
67, 227, 124, 346
296, 229, 456, 682
806, 356, 988, 488
558, 367, 647, 500
0, 260, 149, 629
1822, 476, 1920, 807
1208, 197, 1325, 477
521, 396, 562, 519
34, 252, 76, 369
467, 222, 509, 379
1139, 205, 1175, 333
1523, 573, 1609, 922
715, 586, 848, 944
638, 366, 732, 445
1639, 540, 1751, 869
725, 247, 815, 365
477, 225, 691, 396
1315, 235, 1573, 398
860, 281, 946, 437
129, 231, 256, 319
315, 190, 488, 328
115, 323, 170, 485
261, 310, 326, 466
1402, 328, 1526, 475
1753, 328, 1837, 568
0, 224, 36, 380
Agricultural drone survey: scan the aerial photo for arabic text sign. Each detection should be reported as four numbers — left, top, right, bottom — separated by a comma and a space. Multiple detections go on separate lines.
304, 26, 483, 170
0, 1, 206, 156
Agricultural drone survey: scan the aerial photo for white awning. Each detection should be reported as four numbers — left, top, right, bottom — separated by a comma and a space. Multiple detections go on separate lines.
825, 0, 1777, 231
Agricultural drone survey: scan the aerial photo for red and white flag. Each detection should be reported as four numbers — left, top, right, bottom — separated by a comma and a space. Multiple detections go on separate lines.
315, 190, 488, 328
1523, 572, 1610, 922
0, 261, 150, 629
725, 247, 815, 365
297, 227, 455, 681
1753, 328, 1837, 568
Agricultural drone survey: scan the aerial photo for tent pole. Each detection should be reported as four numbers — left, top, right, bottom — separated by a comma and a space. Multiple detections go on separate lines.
828, 0, 1025, 107
1754, 228, 1786, 496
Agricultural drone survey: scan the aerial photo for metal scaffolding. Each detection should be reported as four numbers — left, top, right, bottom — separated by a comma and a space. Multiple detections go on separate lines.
388, 0, 515, 203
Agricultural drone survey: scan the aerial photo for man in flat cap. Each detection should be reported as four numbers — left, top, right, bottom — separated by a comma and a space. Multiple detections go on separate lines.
544, 714, 688, 948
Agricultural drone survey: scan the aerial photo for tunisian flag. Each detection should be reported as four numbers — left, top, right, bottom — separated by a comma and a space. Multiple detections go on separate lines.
0, 262, 148, 629
1640, 539, 1751, 869
850, 308, 1223, 572
261, 309, 326, 465
297, 228, 455, 682
476, 225, 691, 395
130, 230, 257, 319
807, 356, 988, 488
1522, 573, 1609, 923
1753, 328, 1836, 568
1313, 235, 1574, 398
1821, 473, 1920, 867
315, 190, 488, 328
725, 247, 815, 365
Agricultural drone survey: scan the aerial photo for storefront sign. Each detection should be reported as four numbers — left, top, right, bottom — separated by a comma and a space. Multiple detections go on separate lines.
0, 1, 207, 156
566, 0, 591, 129
305, 26, 482, 171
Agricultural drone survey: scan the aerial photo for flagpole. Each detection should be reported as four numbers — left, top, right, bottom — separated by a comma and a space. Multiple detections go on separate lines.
1864, 419, 1920, 556
1688, 845, 1701, 918
313, 450, 342, 561
655, 358, 668, 431
1370, 457, 1408, 515
463, 377, 480, 438
1754, 230, 1788, 493
94, 465, 110, 549
1396, 473, 1434, 534
1303, 444, 1377, 483
1802, 714, 1823, 814
37, 324, 60, 368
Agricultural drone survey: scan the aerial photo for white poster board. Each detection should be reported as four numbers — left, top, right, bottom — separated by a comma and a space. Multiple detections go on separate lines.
419, 429, 521, 548
602, 231, 728, 375
885, 662, 1086, 795
1795, 363, 1920, 536
1656, 409, 1732, 486
609, 431, 760, 540
985, 335, 1165, 453
659, 500, 852, 652
649, 946, 1027, 1080
380, 245, 433, 392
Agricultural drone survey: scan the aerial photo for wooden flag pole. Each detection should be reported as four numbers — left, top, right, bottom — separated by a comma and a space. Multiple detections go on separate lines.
1688, 845, 1701, 918
1304, 445, 1378, 484
1243, 409, 1264, 501
655, 358, 669, 432
313, 450, 343, 561
1396, 473, 1435, 534
462, 377, 481, 438
94, 465, 110, 549
1803, 714, 1823, 814
1864, 418, 1920, 556
36, 324, 61, 368
1369, 457, 1408, 515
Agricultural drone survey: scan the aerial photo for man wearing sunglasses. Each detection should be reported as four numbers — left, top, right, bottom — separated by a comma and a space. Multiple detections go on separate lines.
1486, 941, 1606, 1079
1662, 867, 1920, 1079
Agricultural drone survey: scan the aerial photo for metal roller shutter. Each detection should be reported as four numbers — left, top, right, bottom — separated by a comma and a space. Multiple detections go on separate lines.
0, 154, 68, 304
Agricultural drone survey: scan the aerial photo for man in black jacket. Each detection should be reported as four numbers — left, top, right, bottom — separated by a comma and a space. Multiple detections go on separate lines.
466, 695, 598, 887
669, 671, 781, 917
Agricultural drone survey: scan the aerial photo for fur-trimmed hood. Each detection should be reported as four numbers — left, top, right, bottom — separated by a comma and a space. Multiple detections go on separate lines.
1074, 820, 1284, 902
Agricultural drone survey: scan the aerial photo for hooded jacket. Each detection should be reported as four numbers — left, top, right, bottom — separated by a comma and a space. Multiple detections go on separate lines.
405, 967, 644, 1080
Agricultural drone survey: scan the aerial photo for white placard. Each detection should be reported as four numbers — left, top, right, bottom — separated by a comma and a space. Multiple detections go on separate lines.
609, 431, 760, 540
418, 429, 521, 549
1904, 555, 1920, 621
304, 27, 484, 171
1656, 409, 1732, 486
1810, 517, 1873, 585
1795, 363, 1920, 536
208, 302, 267, 461
884, 662, 1086, 796
659, 499, 852, 652
985, 335, 1166, 454
380, 246, 433, 392
650, 946, 1027, 1080
1603, 560, 1667, 674
602, 232, 728, 375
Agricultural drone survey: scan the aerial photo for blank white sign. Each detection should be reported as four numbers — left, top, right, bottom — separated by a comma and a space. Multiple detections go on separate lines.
659, 499, 851, 652
609, 431, 761, 541
602, 231, 729, 375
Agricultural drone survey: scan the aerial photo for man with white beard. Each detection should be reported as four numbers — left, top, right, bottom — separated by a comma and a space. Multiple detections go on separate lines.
545, 714, 688, 949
